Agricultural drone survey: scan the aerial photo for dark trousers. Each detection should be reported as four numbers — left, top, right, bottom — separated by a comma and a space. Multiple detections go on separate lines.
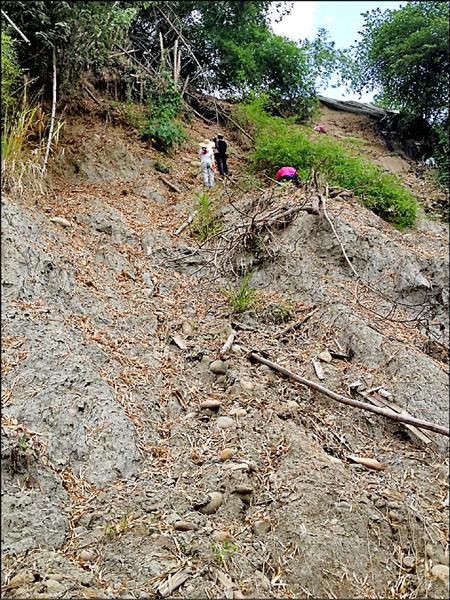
215, 153, 228, 176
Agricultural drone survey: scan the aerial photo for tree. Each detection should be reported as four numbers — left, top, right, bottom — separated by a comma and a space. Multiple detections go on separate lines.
129, 2, 344, 118
1, 1, 138, 97
1, 30, 22, 118
348, 1, 449, 123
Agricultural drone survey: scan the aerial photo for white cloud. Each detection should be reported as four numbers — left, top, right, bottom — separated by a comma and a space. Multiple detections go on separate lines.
270, 1, 319, 41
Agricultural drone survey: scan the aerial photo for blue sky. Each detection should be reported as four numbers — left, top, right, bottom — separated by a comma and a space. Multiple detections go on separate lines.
270, 1, 405, 102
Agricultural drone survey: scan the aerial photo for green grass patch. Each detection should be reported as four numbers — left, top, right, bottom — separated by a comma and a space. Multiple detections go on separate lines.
190, 191, 222, 241
233, 99, 417, 228
224, 272, 257, 313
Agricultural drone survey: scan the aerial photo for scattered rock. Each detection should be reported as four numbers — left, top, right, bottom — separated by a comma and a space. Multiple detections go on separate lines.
212, 530, 233, 542
216, 416, 235, 430
79, 550, 95, 562
219, 448, 235, 461
173, 521, 198, 531
230, 344, 242, 355
402, 556, 415, 569
229, 407, 247, 417
181, 322, 193, 336
318, 350, 333, 363
252, 519, 271, 536
50, 216, 71, 228
210, 360, 228, 375
240, 379, 254, 391
431, 564, 449, 582
200, 399, 221, 410
196, 492, 223, 515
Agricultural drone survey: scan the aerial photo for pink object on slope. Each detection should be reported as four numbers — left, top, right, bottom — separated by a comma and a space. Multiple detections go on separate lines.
275, 166, 297, 180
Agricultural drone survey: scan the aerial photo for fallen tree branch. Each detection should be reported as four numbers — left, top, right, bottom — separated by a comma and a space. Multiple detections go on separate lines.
275, 306, 319, 338
159, 175, 181, 193
241, 347, 449, 437
220, 330, 236, 357
174, 210, 198, 235
1, 9, 31, 44
83, 84, 102, 105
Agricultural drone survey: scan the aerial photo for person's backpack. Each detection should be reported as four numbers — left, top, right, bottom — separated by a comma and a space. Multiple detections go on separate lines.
216, 139, 227, 155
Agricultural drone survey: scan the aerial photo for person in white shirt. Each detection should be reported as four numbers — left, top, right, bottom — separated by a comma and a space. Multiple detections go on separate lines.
199, 139, 215, 188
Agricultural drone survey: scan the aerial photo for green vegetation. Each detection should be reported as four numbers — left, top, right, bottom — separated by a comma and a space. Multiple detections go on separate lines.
131, 3, 345, 119
104, 513, 129, 539
347, 1, 449, 123
211, 541, 238, 567
269, 302, 294, 324
191, 191, 222, 241
108, 101, 148, 130
1, 1, 138, 94
1, 31, 22, 119
1, 107, 45, 192
141, 74, 187, 153
342, 1, 449, 189
154, 161, 170, 174
234, 97, 418, 228
225, 273, 257, 313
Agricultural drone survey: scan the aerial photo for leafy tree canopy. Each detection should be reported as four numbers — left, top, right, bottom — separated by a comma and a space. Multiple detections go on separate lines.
346, 1, 449, 123
130, 2, 344, 117
1, 1, 138, 93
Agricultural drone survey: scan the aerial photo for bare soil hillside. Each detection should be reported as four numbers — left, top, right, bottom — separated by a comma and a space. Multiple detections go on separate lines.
1, 96, 449, 599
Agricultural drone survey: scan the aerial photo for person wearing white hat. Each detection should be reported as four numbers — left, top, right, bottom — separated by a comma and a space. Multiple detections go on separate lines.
199, 139, 215, 188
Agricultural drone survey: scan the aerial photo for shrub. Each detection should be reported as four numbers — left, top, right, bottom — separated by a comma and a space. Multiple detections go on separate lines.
1, 31, 22, 119
224, 273, 257, 313
154, 161, 170, 174
190, 191, 222, 241
141, 73, 187, 153
234, 97, 418, 228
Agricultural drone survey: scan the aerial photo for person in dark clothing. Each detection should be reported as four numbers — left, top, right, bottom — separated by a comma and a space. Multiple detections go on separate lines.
213, 134, 228, 177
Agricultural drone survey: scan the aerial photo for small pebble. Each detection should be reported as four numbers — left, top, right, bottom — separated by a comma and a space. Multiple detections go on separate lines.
79, 550, 95, 562
173, 521, 198, 531
200, 399, 221, 410
235, 484, 253, 494
50, 216, 71, 228
212, 530, 233, 542
219, 448, 235, 461
318, 350, 333, 363
403, 556, 415, 569
388, 510, 403, 522
230, 344, 242, 355
216, 416, 234, 429
45, 580, 65, 594
198, 492, 223, 515
431, 564, 449, 582
210, 360, 228, 375
181, 322, 193, 336
240, 380, 254, 391
253, 519, 271, 536
229, 407, 247, 417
